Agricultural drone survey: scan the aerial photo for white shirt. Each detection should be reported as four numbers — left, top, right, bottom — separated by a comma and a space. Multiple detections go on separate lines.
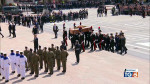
3, 57, 10, 68
15, 54, 20, 65
9, 53, 16, 63
19, 55, 27, 66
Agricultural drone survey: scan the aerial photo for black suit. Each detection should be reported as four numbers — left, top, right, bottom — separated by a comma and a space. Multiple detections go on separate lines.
0, 27, 4, 38
53, 26, 58, 38
120, 37, 127, 54
75, 44, 81, 63
8, 24, 12, 36
34, 37, 39, 52
32, 27, 38, 35
12, 24, 16, 38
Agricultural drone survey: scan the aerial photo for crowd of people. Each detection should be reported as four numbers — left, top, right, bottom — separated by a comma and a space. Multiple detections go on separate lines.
112, 3, 150, 18
0, 9, 88, 30
0, 44, 69, 82
97, 6, 107, 17
18, 1, 101, 11
61, 23, 128, 55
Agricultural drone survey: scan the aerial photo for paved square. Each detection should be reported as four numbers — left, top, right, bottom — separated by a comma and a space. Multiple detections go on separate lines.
0, 8, 149, 84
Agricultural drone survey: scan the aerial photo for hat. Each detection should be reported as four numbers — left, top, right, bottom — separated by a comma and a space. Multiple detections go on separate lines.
16, 50, 19, 52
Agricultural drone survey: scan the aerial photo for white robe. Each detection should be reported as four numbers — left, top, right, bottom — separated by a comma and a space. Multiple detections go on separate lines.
9, 53, 16, 72
15, 54, 20, 74
0, 56, 4, 78
19, 55, 27, 78
3, 57, 10, 81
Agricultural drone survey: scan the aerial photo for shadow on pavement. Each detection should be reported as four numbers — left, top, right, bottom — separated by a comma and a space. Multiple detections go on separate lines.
27, 77, 36, 81
12, 79, 23, 84
39, 72, 47, 75
88, 50, 94, 53
54, 70, 60, 72
56, 73, 65, 76
51, 38, 57, 39
26, 74, 32, 77
72, 63, 78, 66
42, 74, 51, 78
67, 48, 74, 51
10, 76, 18, 81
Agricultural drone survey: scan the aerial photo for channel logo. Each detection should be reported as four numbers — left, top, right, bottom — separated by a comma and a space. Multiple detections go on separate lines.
124, 69, 138, 77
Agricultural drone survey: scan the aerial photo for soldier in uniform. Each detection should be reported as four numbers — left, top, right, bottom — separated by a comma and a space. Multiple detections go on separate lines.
0, 53, 4, 79
55, 46, 61, 70
60, 47, 69, 73
37, 46, 43, 69
98, 31, 103, 50
43, 47, 48, 72
8, 50, 16, 74
16, 50, 21, 77
32, 51, 39, 77
63, 28, 68, 46
3, 54, 10, 82
47, 48, 55, 75
79, 32, 85, 52
29, 49, 34, 74
90, 32, 96, 51
24, 47, 30, 71
19, 52, 27, 80
51, 44, 56, 67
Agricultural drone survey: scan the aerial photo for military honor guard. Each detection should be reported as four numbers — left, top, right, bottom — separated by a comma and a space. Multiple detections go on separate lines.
16, 50, 21, 77
19, 52, 27, 80
3, 53, 10, 82
47, 48, 55, 75
60, 47, 69, 73
8, 50, 16, 74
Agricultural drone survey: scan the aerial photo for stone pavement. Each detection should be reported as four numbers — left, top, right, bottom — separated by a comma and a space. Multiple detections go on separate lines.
0, 22, 149, 84
0, 8, 150, 84
42, 8, 150, 60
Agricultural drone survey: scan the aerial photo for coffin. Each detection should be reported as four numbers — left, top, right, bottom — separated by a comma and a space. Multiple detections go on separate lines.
70, 25, 91, 34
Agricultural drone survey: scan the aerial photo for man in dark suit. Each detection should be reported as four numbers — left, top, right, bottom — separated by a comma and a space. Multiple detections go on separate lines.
32, 26, 38, 35
75, 40, 81, 63
120, 34, 127, 54
12, 22, 16, 38
34, 35, 39, 52
40, 22, 44, 33
53, 24, 59, 38
0, 25, 4, 38
8, 22, 12, 37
